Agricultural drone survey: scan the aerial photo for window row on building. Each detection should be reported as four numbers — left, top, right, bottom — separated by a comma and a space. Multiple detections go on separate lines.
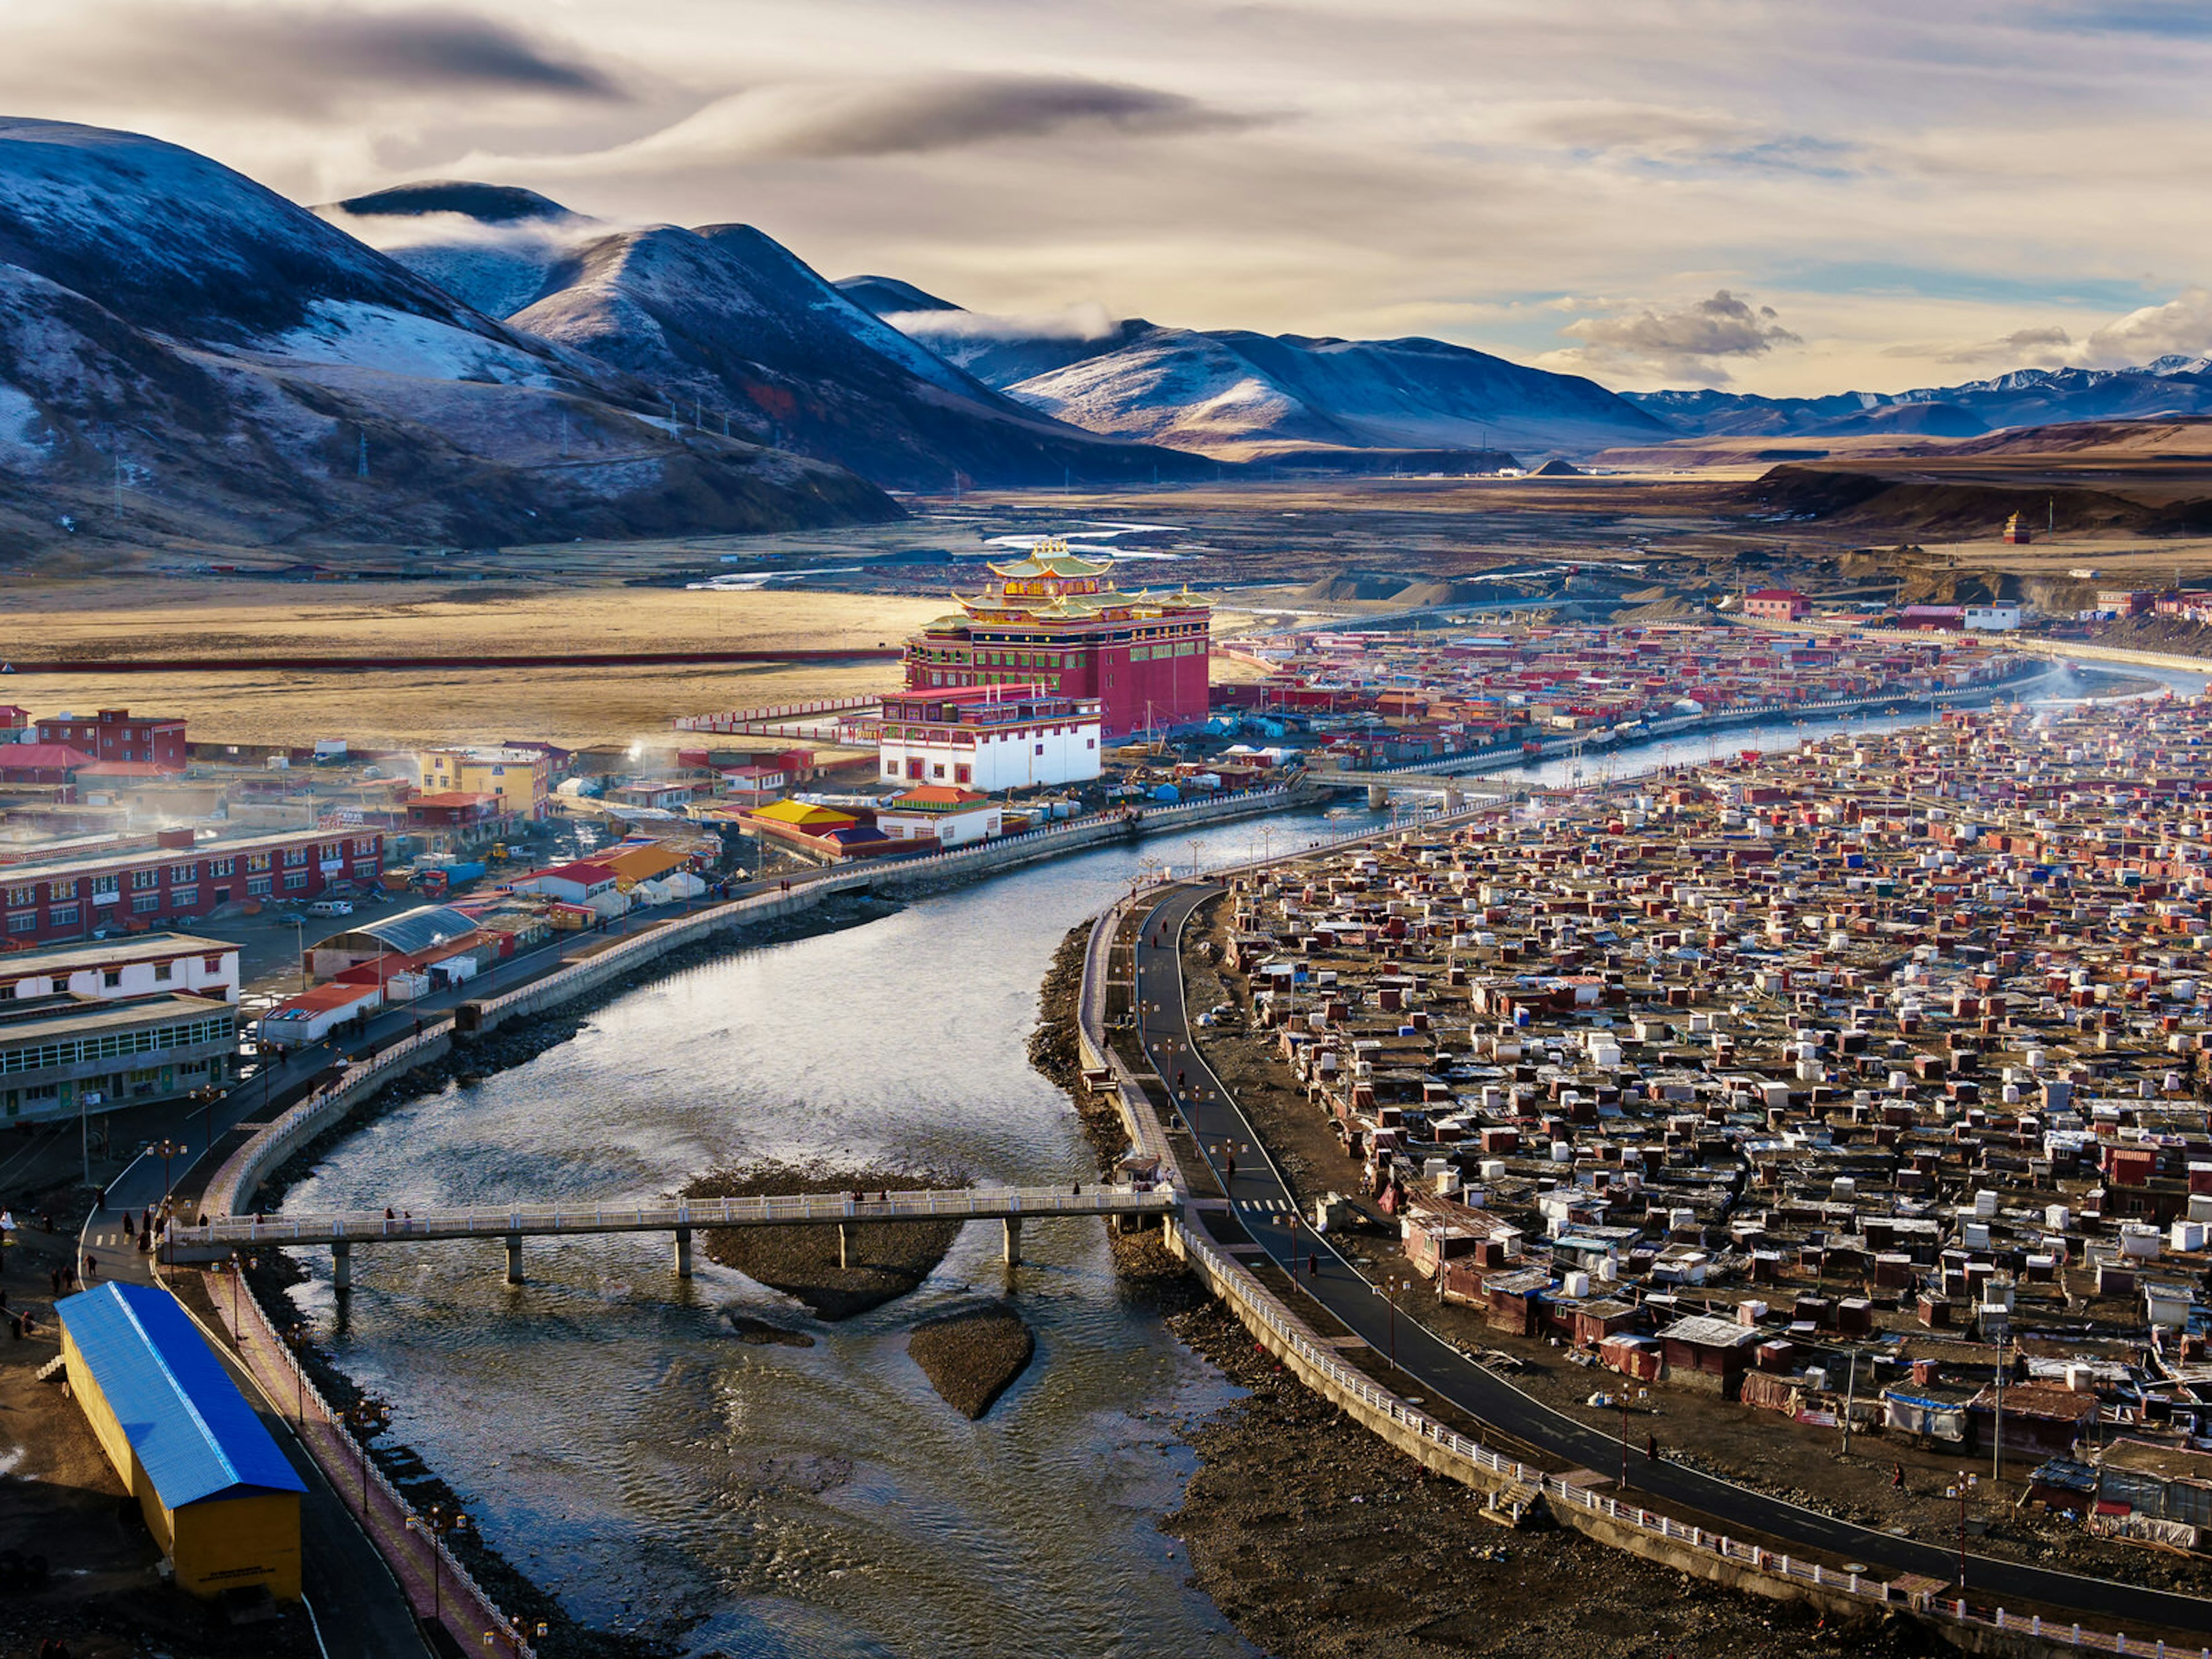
0, 1012, 236, 1076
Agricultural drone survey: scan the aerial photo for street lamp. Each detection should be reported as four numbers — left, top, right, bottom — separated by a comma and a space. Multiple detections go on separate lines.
1617, 1385, 1650, 1487
1946, 1472, 1978, 1590
283, 1323, 311, 1429
408, 1505, 468, 1626
154, 1137, 183, 1211
226, 1251, 259, 1330
344, 1397, 393, 1515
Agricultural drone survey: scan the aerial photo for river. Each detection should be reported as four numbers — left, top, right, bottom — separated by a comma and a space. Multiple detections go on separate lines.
279, 666, 2198, 1658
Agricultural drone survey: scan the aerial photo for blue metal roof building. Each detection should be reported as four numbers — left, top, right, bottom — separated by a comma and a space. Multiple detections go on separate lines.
56, 1281, 305, 1598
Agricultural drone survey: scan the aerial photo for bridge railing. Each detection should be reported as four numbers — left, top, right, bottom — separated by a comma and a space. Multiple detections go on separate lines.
187, 1184, 1177, 1247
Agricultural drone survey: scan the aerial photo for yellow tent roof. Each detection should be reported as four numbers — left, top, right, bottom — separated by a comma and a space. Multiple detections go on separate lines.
601, 842, 690, 882
749, 799, 855, 828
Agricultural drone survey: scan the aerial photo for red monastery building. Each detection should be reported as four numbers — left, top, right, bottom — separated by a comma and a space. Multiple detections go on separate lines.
903, 539, 1210, 738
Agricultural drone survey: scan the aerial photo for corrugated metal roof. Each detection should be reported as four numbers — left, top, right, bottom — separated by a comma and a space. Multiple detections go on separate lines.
56, 1282, 305, 1508
345, 904, 475, 956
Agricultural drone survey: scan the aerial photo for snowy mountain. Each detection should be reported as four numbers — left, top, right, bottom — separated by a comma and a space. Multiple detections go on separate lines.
0, 121, 892, 552
1630, 363, 2212, 439
839, 282, 1665, 457
339, 191, 1207, 491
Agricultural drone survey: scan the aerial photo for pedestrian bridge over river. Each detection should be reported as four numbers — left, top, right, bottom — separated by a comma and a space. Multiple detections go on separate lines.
165, 1184, 1179, 1288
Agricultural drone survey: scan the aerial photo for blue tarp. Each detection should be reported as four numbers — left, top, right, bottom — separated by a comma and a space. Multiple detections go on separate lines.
56, 1282, 305, 1508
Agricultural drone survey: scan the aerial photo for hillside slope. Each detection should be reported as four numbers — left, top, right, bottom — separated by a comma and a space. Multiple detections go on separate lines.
0, 122, 894, 556
339, 190, 1209, 490
840, 279, 1664, 457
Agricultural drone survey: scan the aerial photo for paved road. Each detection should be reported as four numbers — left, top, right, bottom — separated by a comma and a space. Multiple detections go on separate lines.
1133, 882, 2212, 1637
81, 895, 739, 1249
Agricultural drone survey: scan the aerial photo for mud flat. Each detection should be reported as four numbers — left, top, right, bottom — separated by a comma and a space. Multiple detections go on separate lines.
907, 1301, 1037, 1418
681, 1160, 964, 1320
1162, 1300, 1946, 1659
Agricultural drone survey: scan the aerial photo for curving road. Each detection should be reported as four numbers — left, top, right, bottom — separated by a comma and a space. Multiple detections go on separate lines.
1133, 882, 2212, 1637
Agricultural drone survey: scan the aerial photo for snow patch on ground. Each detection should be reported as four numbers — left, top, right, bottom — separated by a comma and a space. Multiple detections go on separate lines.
0, 381, 51, 461
266, 299, 537, 382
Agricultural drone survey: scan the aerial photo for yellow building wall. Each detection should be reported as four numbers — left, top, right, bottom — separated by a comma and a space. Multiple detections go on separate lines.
169, 1491, 302, 1600
59, 1327, 303, 1600
60, 1326, 135, 1488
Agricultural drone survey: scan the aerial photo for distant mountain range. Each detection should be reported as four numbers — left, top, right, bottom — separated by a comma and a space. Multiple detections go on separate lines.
1623, 359, 2212, 441
5, 115, 2211, 557
330, 186, 1209, 493
836, 278, 1668, 458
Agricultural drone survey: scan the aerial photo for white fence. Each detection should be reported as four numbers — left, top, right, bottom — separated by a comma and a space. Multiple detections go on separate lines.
224, 1259, 537, 1658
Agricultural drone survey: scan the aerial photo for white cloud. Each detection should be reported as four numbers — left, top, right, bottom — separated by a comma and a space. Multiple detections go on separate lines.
1546, 291, 1801, 384
887, 303, 1120, 343
2082, 287, 2212, 365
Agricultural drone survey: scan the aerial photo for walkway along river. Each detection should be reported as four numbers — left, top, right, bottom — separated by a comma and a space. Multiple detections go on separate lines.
266, 686, 2155, 1658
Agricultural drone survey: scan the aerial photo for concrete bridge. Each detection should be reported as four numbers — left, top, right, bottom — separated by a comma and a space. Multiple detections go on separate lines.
1310, 765, 1524, 810
165, 1183, 1177, 1288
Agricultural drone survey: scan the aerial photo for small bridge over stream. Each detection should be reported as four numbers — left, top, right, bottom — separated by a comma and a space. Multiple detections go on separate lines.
165, 1184, 1179, 1288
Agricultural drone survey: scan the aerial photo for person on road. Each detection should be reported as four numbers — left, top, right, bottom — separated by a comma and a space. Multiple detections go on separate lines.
1892, 1461, 1907, 1492
1646, 1432, 1659, 1463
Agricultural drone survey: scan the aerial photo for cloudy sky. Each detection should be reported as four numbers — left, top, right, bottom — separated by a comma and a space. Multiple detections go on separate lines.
10, 0, 2212, 395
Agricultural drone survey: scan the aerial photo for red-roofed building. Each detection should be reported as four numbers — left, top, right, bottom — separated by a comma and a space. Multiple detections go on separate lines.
0, 744, 97, 789
404, 790, 507, 842
0, 706, 30, 740
508, 859, 627, 918
259, 980, 384, 1048
33, 709, 184, 770
1744, 589, 1812, 623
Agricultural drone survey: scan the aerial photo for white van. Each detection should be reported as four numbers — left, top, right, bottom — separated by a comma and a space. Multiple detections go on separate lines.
306, 899, 354, 917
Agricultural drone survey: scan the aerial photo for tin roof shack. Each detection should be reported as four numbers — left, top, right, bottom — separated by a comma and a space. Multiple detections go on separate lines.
1968, 1380, 2099, 1462
56, 1282, 306, 1600
2093, 1438, 2212, 1531
1400, 1192, 1522, 1295
1658, 1313, 1762, 1397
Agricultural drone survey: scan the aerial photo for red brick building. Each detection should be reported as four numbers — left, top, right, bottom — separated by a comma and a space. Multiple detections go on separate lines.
1743, 589, 1812, 623
903, 539, 1210, 739
33, 709, 186, 770
0, 827, 384, 946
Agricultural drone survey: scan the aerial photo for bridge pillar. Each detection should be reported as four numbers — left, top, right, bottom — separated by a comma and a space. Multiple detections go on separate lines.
838, 1223, 853, 1271
1368, 785, 1389, 811
504, 1233, 523, 1286
1444, 787, 1464, 812
673, 1227, 694, 1279
331, 1240, 353, 1293
1003, 1216, 1022, 1267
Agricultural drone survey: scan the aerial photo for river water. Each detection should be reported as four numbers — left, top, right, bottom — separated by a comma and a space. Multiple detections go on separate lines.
282, 668, 2192, 1658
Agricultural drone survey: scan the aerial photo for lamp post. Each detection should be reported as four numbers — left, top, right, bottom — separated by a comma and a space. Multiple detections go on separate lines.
1946, 1471, 1978, 1590
283, 1323, 310, 1429
344, 1397, 392, 1515
408, 1505, 468, 1626
227, 1250, 259, 1331
154, 1137, 183, 1211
